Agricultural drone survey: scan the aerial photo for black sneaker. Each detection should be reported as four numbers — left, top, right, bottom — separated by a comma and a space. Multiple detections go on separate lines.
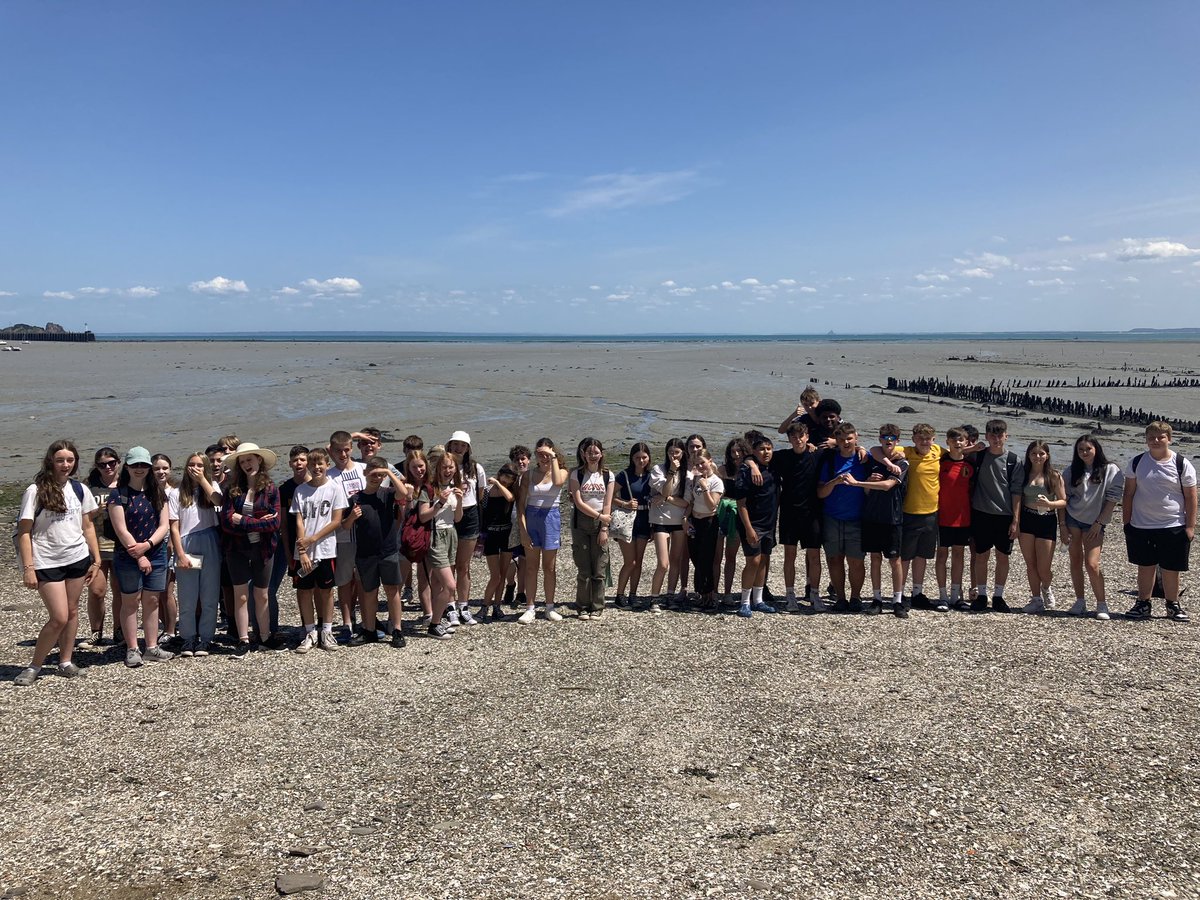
952, 598, 972, 612
832, 596, 849, 613
428, 622, 452, 640
513, 591, 527, 610
359, 627, 379, 644
934, 598, 950, 612
864, 600, 882, 616
991, 596, 1010, 613
1125, 599, 1153, 620
346, 627, 366, 646
503, 583, 515, 605
894, 597, 911, 619
1166, 601, 1189, 622
911, 592, 931, 610
847, 596, 864, 613
970, 595, 988, 612
390, 629, 408, 648
262, 634, 287, 653
232, 641, 251, 660
179, 639, 196, 658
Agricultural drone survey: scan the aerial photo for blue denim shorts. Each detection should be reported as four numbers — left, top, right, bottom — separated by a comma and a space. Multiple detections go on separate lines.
113, 547, 169, 595
1066, 513, 1103, 532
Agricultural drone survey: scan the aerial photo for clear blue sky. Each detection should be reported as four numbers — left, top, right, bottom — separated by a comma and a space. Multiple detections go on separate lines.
2, 2, 1198, 334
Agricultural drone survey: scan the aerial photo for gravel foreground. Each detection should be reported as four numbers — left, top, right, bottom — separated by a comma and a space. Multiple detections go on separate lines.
1, 541, 1198, 900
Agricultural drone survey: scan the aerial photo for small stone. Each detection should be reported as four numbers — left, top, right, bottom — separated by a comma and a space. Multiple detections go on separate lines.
303, 800, 326, 812
348, 825, 378, 836
275, 872, 325, 894
287, 847, 319, 857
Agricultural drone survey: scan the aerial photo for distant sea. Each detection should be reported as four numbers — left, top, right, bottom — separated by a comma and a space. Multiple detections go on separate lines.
95, 330, 1200, 344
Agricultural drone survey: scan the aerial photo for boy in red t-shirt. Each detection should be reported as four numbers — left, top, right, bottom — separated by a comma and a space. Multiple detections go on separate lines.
936, 427, 975, 610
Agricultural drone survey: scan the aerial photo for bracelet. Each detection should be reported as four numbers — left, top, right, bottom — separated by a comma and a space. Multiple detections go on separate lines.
24, 564, 35, 570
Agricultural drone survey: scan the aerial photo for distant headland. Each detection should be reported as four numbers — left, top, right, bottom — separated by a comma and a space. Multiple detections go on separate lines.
0, 322, 96, 342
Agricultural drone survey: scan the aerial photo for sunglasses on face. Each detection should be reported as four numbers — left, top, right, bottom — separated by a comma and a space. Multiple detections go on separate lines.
99, 460, 119, 468
129, 463, 150, 469
880, 434, 899, 441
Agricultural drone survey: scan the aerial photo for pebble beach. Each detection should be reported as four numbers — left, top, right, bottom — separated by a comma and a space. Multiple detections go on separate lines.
2, 337, 1198, 899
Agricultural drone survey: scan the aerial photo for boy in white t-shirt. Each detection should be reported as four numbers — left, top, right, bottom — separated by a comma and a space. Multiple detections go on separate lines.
1122, 421, 1197, 621
291, 448, 349, 652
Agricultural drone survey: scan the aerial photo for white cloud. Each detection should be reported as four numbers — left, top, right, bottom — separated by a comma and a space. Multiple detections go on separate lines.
274, 286, 300, 295
776, 278, 797, 286
1087, 251, 1110, 261
1027, 278, 1066, 287
125, 286, 159, 298
1045, 265, 1075, 272
77, 286, 111, 295
589, 285, 602, 291
669, 286, 697, 296
660, 280, 676, 287
190, 276, 248, 294
960, 268, 994, 279
0, 291, 15, 297
991, 235, 1008, 243
605, 293, 632, 301
300, 277, 362, 295
1057, 235, 1074, 242
547, 169, 703, 217
977, 252, 1013, 269
798, 286, 818, 293
740, 277, 761, 285
1116, 238, 1200, 261
915, 272, 950, 283
43, 290, 75, 300
1121, 276, 1140, 283
720, 281, 737, 289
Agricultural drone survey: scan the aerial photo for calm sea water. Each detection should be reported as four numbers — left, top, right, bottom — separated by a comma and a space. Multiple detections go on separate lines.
96, 330, 1200, 343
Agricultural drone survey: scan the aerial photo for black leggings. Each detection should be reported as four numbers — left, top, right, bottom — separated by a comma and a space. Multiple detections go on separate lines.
688, 516, 719, 594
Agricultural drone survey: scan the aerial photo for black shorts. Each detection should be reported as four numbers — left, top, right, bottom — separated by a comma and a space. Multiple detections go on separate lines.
455, 505, 481, 541
1125, 524, 1191, 572
226, 549, 271, 589
779, 506, 822, 549
938, 525, 971, 548
861, 522, 902, 558
901, 512, 938, 561
739, 525, 776, 558
220, 557, 233, 587
484, 528, 512, 557
357, 553, 402, 592
651, 523, 683, 535
971, 510, 1014, 556
35, 555, 91, 584
1019, 509, 1057, 541
295, 558, 336, 590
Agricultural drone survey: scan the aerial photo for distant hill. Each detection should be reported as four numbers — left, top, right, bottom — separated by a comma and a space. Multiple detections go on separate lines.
1128, 327, 1200, 334
0, 322, 67, 336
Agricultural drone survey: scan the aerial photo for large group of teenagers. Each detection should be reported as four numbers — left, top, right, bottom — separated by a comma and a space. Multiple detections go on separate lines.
10, 385, 1197, 687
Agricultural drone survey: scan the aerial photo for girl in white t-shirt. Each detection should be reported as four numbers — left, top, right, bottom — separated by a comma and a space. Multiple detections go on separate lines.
648, 438, 689, 612
685, 449, 725, 609
569, 437, 615, 620
446, 431, 486, 625
14, 440, 101, 687
169, 454, 223, 655
419, 449, 465, 639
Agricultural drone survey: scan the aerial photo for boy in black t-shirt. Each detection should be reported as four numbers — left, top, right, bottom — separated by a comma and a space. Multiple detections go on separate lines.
769, 423, 822, 611
859, 425, 910, 618
348, 456, 407, 647
735, 433, 780, 618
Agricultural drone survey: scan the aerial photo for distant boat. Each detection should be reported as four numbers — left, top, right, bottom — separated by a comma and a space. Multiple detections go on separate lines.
10, 346, 21, 351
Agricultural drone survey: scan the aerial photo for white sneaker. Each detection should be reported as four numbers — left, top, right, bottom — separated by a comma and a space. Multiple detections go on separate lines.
1023, 597, 1045, 614
786, 595, 800, 613
446, 608, 461, 627
518, 607, 536, 625
1068, 597, 1088, 616
458, 608, 478, 627
1044, 587, 1057, 610
1095, 603, 1111, 621
545, 606, 563, 622
295, 632, 318, 654
578, 611, 592, 621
